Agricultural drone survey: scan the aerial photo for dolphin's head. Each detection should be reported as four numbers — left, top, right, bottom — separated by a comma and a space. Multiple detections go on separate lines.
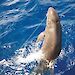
46, 7, 59, 23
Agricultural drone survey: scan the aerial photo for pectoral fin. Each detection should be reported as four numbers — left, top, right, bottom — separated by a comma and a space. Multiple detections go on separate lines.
36, 31, 45, 42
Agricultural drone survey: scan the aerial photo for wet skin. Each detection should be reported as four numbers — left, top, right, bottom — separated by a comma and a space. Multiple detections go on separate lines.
37, 7, 62, 61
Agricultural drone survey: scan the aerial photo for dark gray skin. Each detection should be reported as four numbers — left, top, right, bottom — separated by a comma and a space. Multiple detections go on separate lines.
37, 7, 62, 62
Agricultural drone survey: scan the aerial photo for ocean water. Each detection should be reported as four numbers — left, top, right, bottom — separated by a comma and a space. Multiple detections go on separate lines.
0, 0, 75, 75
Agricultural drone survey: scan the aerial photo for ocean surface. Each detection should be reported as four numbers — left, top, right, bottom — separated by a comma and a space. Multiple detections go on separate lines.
0, 0, 75, 75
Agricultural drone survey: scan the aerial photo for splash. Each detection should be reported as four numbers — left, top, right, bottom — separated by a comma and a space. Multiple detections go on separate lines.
0, 41, 44, 75
15, 50, 44, 64
0, 39, 75, 75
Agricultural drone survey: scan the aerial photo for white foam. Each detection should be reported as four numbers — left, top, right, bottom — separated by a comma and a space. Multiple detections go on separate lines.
25, 50, 44, 63
16, 50, 44, 64
0, 59, 9, 66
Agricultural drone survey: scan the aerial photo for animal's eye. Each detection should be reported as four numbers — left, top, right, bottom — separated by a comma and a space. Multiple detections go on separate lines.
56, 20, 60, 24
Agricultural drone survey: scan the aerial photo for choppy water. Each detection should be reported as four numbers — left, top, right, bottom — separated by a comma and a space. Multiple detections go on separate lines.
0, 0, 75, 75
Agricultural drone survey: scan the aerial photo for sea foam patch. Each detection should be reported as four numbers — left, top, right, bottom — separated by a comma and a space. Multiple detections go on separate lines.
0, 40, 75, 75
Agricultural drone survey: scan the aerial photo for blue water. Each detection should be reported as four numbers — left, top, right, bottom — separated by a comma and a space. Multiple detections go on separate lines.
0, 0, 75, 75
